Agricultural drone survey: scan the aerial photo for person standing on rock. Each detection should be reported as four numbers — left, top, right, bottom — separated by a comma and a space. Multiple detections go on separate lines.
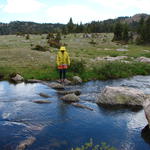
56, 46, 70, 83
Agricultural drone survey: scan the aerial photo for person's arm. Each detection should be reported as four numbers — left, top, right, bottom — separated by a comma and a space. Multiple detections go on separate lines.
56, 53, 60, 66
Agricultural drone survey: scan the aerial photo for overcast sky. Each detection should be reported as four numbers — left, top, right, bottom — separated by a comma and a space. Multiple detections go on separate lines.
0, 0, 150, 24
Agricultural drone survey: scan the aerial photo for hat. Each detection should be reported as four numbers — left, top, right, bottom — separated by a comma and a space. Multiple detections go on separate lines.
60, 46, 66, 51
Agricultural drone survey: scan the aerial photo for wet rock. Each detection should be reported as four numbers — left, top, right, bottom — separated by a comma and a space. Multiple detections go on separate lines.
26, 79, 43, 83
97, 86, 146, 107
39, 93, 51, 98
33, 100, 52, 104
57, 90, 81, 96
63, 79, 72, 85
141, 125, 150, 144
11, 73, 24, 83
72, 76, 82, 84
143, 99, 150, 128
0, 73, 4, 80
72, 103, 93, 111
46, 82, 64, 89
136, 57, 150, 63
16, 136, 36, 150
60, 94, 80, 102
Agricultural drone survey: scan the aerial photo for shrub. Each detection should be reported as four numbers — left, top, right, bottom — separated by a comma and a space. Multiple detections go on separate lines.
69, 59, 85, 74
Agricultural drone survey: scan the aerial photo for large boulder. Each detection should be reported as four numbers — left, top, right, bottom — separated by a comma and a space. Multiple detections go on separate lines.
11, 74, 24, 83
72, 76, 82, 84
97, 86, 146, 107
60, 94, 80, 102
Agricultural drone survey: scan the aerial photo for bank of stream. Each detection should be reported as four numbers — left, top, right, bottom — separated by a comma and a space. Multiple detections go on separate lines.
0, 75, 150, 150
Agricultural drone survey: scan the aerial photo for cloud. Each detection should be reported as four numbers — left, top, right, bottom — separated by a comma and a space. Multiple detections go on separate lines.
90, 0, 150, 12
3, 0, 45, 13
47, 4, 101, 23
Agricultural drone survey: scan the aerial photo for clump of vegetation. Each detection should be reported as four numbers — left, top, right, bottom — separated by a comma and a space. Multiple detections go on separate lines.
32, 45, 49, 52
89, 39, 96, 45
69, 59, 85, 74
71, 139, 116, 150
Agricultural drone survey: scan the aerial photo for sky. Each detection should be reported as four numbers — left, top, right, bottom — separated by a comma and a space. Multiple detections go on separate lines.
0, 0, 150, 24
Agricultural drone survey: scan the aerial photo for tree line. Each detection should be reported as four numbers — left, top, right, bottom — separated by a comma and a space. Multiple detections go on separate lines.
0, 15, 150, 44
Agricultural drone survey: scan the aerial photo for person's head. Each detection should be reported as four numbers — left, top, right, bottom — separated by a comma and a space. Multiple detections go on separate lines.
60, 46, 66, 53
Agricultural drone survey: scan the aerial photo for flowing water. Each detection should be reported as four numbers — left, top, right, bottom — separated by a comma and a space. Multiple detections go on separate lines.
0, 75, 150, 150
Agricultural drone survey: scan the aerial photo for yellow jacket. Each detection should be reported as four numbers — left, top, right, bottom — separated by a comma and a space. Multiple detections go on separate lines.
56, 50, 70, 66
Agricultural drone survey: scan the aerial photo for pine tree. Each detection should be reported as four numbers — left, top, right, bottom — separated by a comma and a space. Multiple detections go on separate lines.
67, 17, 74, 33
113, 22, 123, 41
145, 16, 150, 43
122, 24, 129, 42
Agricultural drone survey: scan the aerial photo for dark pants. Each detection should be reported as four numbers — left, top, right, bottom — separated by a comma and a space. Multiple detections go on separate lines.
59, 69, 66, 80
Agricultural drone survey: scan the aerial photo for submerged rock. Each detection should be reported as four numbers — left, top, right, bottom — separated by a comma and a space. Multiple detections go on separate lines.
11, 74, 24, 83
72, 76, 82, 84
57, 90, 81, 96
16, 136, 36, 150
71, 103, 93, 111
33, 100, 52, 104
97, 86, 146, 107
60, 94, 80, 102
39, 93, 51, 98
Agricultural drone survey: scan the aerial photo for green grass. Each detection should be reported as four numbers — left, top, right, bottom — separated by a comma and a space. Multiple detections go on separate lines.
1, 34, 150, 81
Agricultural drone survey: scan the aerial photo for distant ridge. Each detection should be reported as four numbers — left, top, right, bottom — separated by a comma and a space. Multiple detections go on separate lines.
124, 13, 150, 23
0, 13, 150, 35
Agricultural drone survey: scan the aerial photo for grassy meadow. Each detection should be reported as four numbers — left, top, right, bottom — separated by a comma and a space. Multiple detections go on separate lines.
1, 33, 150, 81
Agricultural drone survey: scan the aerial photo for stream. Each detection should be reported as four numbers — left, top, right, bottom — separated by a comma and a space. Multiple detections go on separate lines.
0, 75, 150, 150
